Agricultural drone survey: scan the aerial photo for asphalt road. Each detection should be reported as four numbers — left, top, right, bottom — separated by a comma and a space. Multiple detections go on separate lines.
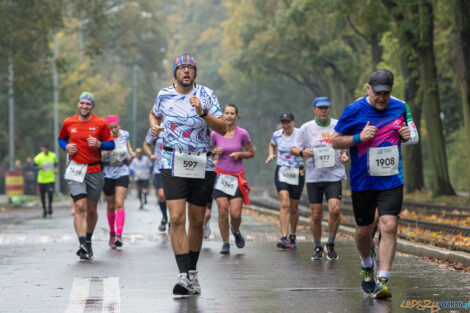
1, 192, 469, 313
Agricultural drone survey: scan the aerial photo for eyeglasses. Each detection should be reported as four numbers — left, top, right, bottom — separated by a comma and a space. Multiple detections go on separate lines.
176, 65, 196, 71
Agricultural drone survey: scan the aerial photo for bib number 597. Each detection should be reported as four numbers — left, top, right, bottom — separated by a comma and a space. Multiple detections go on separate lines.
183, 161, 198, 168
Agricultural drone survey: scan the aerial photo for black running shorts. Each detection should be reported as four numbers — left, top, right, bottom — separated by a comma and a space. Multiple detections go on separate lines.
136, 179, 149, 189
153, 173, 163, 189
351, 185, 403, 226
212, 187, 243, 201
306, 181, 342, 204
274, 166, 305, 200
103, 175, 130, 196
161, 169, 216, 207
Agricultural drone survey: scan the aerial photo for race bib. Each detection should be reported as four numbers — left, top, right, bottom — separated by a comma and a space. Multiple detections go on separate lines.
215, 174, 238, 196
110, 144, 128, 163
313, 146, 335, 168
64, 160, 87, 183
278, 166, 299, 185
172, 151, 207, 179
368, 146, 399, 176
43, 162, 54, 172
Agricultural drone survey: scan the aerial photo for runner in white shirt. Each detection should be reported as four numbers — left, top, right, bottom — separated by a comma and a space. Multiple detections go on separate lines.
129, 148, 152, 209
148, 53, 226, 296
290, 97, 349, 261
266, 113, 305, 250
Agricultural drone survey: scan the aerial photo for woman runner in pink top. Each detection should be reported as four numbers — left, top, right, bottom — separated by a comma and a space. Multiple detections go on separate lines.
211, 104, 255, 255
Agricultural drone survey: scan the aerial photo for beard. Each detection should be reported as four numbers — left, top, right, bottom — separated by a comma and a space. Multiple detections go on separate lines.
176, 76, 195, 87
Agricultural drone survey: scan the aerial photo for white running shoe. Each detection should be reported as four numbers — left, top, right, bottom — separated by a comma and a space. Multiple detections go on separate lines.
188, 270, 201, 294
172, 273, 193, 295
203, 223, 211, 239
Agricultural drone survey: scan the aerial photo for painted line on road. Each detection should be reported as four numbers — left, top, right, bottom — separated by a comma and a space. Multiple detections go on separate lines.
65, 277, 120, 313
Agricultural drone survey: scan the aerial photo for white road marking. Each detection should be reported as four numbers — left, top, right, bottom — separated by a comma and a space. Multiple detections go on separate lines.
65, 277, 120, 313
65, 277, 90, 313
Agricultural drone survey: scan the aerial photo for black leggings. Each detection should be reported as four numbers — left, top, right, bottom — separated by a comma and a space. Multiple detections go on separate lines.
39, 183, 54, 211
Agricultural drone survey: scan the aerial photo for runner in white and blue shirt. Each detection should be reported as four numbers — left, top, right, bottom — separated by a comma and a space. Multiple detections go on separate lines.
266, 112, 305, 250
148, 54, 226, 296
143, 128, 168, 231
102, 116, 135, 249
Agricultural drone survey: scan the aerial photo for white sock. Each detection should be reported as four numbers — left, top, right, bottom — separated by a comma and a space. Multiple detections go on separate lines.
361, 256, 373, 268
378, 270, 390, 280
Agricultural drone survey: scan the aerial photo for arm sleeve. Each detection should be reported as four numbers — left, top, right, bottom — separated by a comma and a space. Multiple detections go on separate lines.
402, 103, 420, 146
101, 141, 115, 150
58, 138, 68, 151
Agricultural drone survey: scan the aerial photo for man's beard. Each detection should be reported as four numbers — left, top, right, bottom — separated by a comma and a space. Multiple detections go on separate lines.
177, 77, 194, 87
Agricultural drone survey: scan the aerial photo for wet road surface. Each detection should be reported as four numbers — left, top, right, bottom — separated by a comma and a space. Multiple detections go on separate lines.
1, 192, 469, 313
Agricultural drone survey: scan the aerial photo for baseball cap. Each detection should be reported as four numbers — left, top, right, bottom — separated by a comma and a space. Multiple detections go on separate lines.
42, 143, 50, 149
313, 97, 331, 107
368, 69, 394, 93
279, 112, 295, 121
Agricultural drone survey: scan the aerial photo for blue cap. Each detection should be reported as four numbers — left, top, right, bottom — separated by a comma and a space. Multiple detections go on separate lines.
313, 97, 330, 107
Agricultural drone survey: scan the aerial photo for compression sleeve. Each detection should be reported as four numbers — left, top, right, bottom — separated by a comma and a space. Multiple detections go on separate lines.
101, 141, 115, 151
402, 103, 419, 146
58, 138, 68, 151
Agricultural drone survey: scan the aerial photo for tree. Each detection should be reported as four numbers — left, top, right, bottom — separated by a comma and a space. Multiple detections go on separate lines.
418, 0, 455, 195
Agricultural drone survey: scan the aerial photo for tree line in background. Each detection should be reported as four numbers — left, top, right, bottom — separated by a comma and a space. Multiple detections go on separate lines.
1, 0, 469, 197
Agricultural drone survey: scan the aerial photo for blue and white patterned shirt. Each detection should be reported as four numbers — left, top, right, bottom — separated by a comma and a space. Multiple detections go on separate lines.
103, 129, 130, 179
271, 128, 304, 168
152, 84, 222, 171
144, 128, 164, 174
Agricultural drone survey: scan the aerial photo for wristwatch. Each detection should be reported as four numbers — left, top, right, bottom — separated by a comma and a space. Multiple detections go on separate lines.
299, 150, 304, 157
199, 109, 208, 118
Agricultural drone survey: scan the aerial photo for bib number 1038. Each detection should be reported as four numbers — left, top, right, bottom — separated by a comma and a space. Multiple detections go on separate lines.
368, 146, 399, 176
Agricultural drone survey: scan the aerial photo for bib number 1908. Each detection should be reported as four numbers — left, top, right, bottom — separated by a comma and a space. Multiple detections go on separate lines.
368, 146, 399, 176
375, 157, 395, 167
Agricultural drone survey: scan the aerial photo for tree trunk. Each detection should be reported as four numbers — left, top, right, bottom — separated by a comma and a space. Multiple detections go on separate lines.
452, 0, 470, 145
370, 32, 383, 70
419, 0, 455, 196
384, 0, 425, 192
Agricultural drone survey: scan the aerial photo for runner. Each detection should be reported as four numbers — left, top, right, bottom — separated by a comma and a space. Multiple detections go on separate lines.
331, 69, 419, 299
129, 148, 152, 209
290, 97, 349, 260
149, 53, 226, 295
58, 91, 115, 260
266, 113, 305, 250
102, 115, 135, 248
212, 104, 254, 254
33, 143, 58, 218
143, 128, 168, 231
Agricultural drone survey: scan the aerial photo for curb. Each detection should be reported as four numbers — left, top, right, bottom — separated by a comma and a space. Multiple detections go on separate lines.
249, 198, 470, 268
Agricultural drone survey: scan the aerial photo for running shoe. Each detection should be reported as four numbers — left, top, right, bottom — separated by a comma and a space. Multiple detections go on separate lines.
173, 273, 193, 296
277, 236, 291, 249
325, 243, 338, 260
373, 277, 392, 299
220, 242, 230, 254
109, 233, 116, 249
159, 218, 167, 232
311, 246, 323, 260
76, 244, 89, 260
231, 228, 245, 248
114, 234, 123, 248
188, 270, 201, 294
203, 223, 211, 239
361, 266, 376, 293
86, 241, 93, 259
289, 233, 298, 250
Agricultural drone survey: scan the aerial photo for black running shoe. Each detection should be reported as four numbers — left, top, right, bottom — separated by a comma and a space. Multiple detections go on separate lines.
114, 235, 123, 248
289, 233, 297, 250
76, 244, 89, 260
231, 228, 245, 248
311, 246, 323, 260
325, 243, 338, 260
86, 241, 93, 259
